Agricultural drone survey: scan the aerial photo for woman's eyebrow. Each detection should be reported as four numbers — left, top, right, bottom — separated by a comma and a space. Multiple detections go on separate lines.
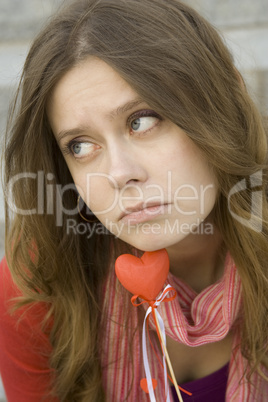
108, 97, 144, 119
57, 97, 145, 141
57, 126, 90, 142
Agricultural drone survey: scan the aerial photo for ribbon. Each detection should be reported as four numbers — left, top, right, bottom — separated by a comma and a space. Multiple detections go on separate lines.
131, 285, 177, 402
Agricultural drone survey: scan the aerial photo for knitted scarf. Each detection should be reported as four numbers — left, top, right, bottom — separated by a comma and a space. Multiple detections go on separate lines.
101, 252, 268, 401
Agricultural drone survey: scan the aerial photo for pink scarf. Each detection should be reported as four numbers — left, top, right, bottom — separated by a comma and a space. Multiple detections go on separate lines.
101, 253, 268, 401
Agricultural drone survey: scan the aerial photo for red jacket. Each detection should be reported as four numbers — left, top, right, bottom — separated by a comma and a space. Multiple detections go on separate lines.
0, 257, 58, 401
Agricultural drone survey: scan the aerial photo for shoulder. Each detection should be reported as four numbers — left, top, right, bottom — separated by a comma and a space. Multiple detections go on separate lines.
0, 256, 20, 303
0, 257, 57, 401
0, 256, 52, 353
0, 255, 51, 329
0, 256, 21, 323
0, 258, 58, 402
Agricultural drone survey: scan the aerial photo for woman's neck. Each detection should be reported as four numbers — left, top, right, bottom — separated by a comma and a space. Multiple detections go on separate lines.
166, 222, 226, 293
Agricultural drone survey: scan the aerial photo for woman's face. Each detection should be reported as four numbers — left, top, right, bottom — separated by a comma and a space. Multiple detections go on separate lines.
48, 57, 218, 251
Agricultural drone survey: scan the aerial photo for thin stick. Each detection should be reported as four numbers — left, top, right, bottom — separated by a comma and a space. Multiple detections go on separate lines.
153, 310, 184, 402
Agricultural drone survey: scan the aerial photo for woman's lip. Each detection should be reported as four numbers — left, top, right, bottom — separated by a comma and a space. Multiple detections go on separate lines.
120, 204, 169, 224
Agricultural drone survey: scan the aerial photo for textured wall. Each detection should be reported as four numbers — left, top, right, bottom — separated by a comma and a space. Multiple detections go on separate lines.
0, 0, 63, 236
0, 1, 268, 399
188, 0, 268, 114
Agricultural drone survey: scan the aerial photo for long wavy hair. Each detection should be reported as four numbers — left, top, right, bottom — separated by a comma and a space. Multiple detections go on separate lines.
3, 0, 268, 400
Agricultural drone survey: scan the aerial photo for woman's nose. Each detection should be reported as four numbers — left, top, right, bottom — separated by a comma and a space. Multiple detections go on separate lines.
107, 143, 148, 189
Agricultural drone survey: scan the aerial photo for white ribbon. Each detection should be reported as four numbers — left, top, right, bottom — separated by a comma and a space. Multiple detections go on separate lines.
142, 284, 174, 402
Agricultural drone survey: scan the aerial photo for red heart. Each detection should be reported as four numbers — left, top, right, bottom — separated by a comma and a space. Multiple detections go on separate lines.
115, 249, 169, 300
140, 378, 158, 393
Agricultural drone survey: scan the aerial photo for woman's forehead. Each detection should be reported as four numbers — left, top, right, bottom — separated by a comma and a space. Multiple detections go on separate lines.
47, 57, 145, 135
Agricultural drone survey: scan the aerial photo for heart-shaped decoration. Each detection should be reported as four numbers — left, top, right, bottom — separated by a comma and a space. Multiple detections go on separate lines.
115, 249, 169, 300
140, 378, 158, 393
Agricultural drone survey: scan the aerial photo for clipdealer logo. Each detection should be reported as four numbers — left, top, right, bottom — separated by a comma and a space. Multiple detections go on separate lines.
65, 218, 214, 239
5, 170, 265, 233
5, 171, 214, 226
228, 171, 263, 233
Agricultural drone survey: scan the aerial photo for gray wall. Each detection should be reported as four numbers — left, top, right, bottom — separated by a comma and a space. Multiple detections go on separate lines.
0, 0, 63, 233
0, 1, 268, 400
188, 0, 268, 115
0, 1, 63, 400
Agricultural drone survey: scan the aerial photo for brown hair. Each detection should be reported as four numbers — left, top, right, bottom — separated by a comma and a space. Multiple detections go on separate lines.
3, 0, 268, 400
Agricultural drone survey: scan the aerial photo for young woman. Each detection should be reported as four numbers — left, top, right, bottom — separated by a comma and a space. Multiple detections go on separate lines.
0, 0, 268, 401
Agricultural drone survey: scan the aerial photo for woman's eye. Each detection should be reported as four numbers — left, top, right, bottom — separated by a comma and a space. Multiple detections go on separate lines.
130, 115, 160, 134
70, 142, 95, 158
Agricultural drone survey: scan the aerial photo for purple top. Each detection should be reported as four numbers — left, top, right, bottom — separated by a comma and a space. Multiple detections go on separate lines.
171, 362, 229, 401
